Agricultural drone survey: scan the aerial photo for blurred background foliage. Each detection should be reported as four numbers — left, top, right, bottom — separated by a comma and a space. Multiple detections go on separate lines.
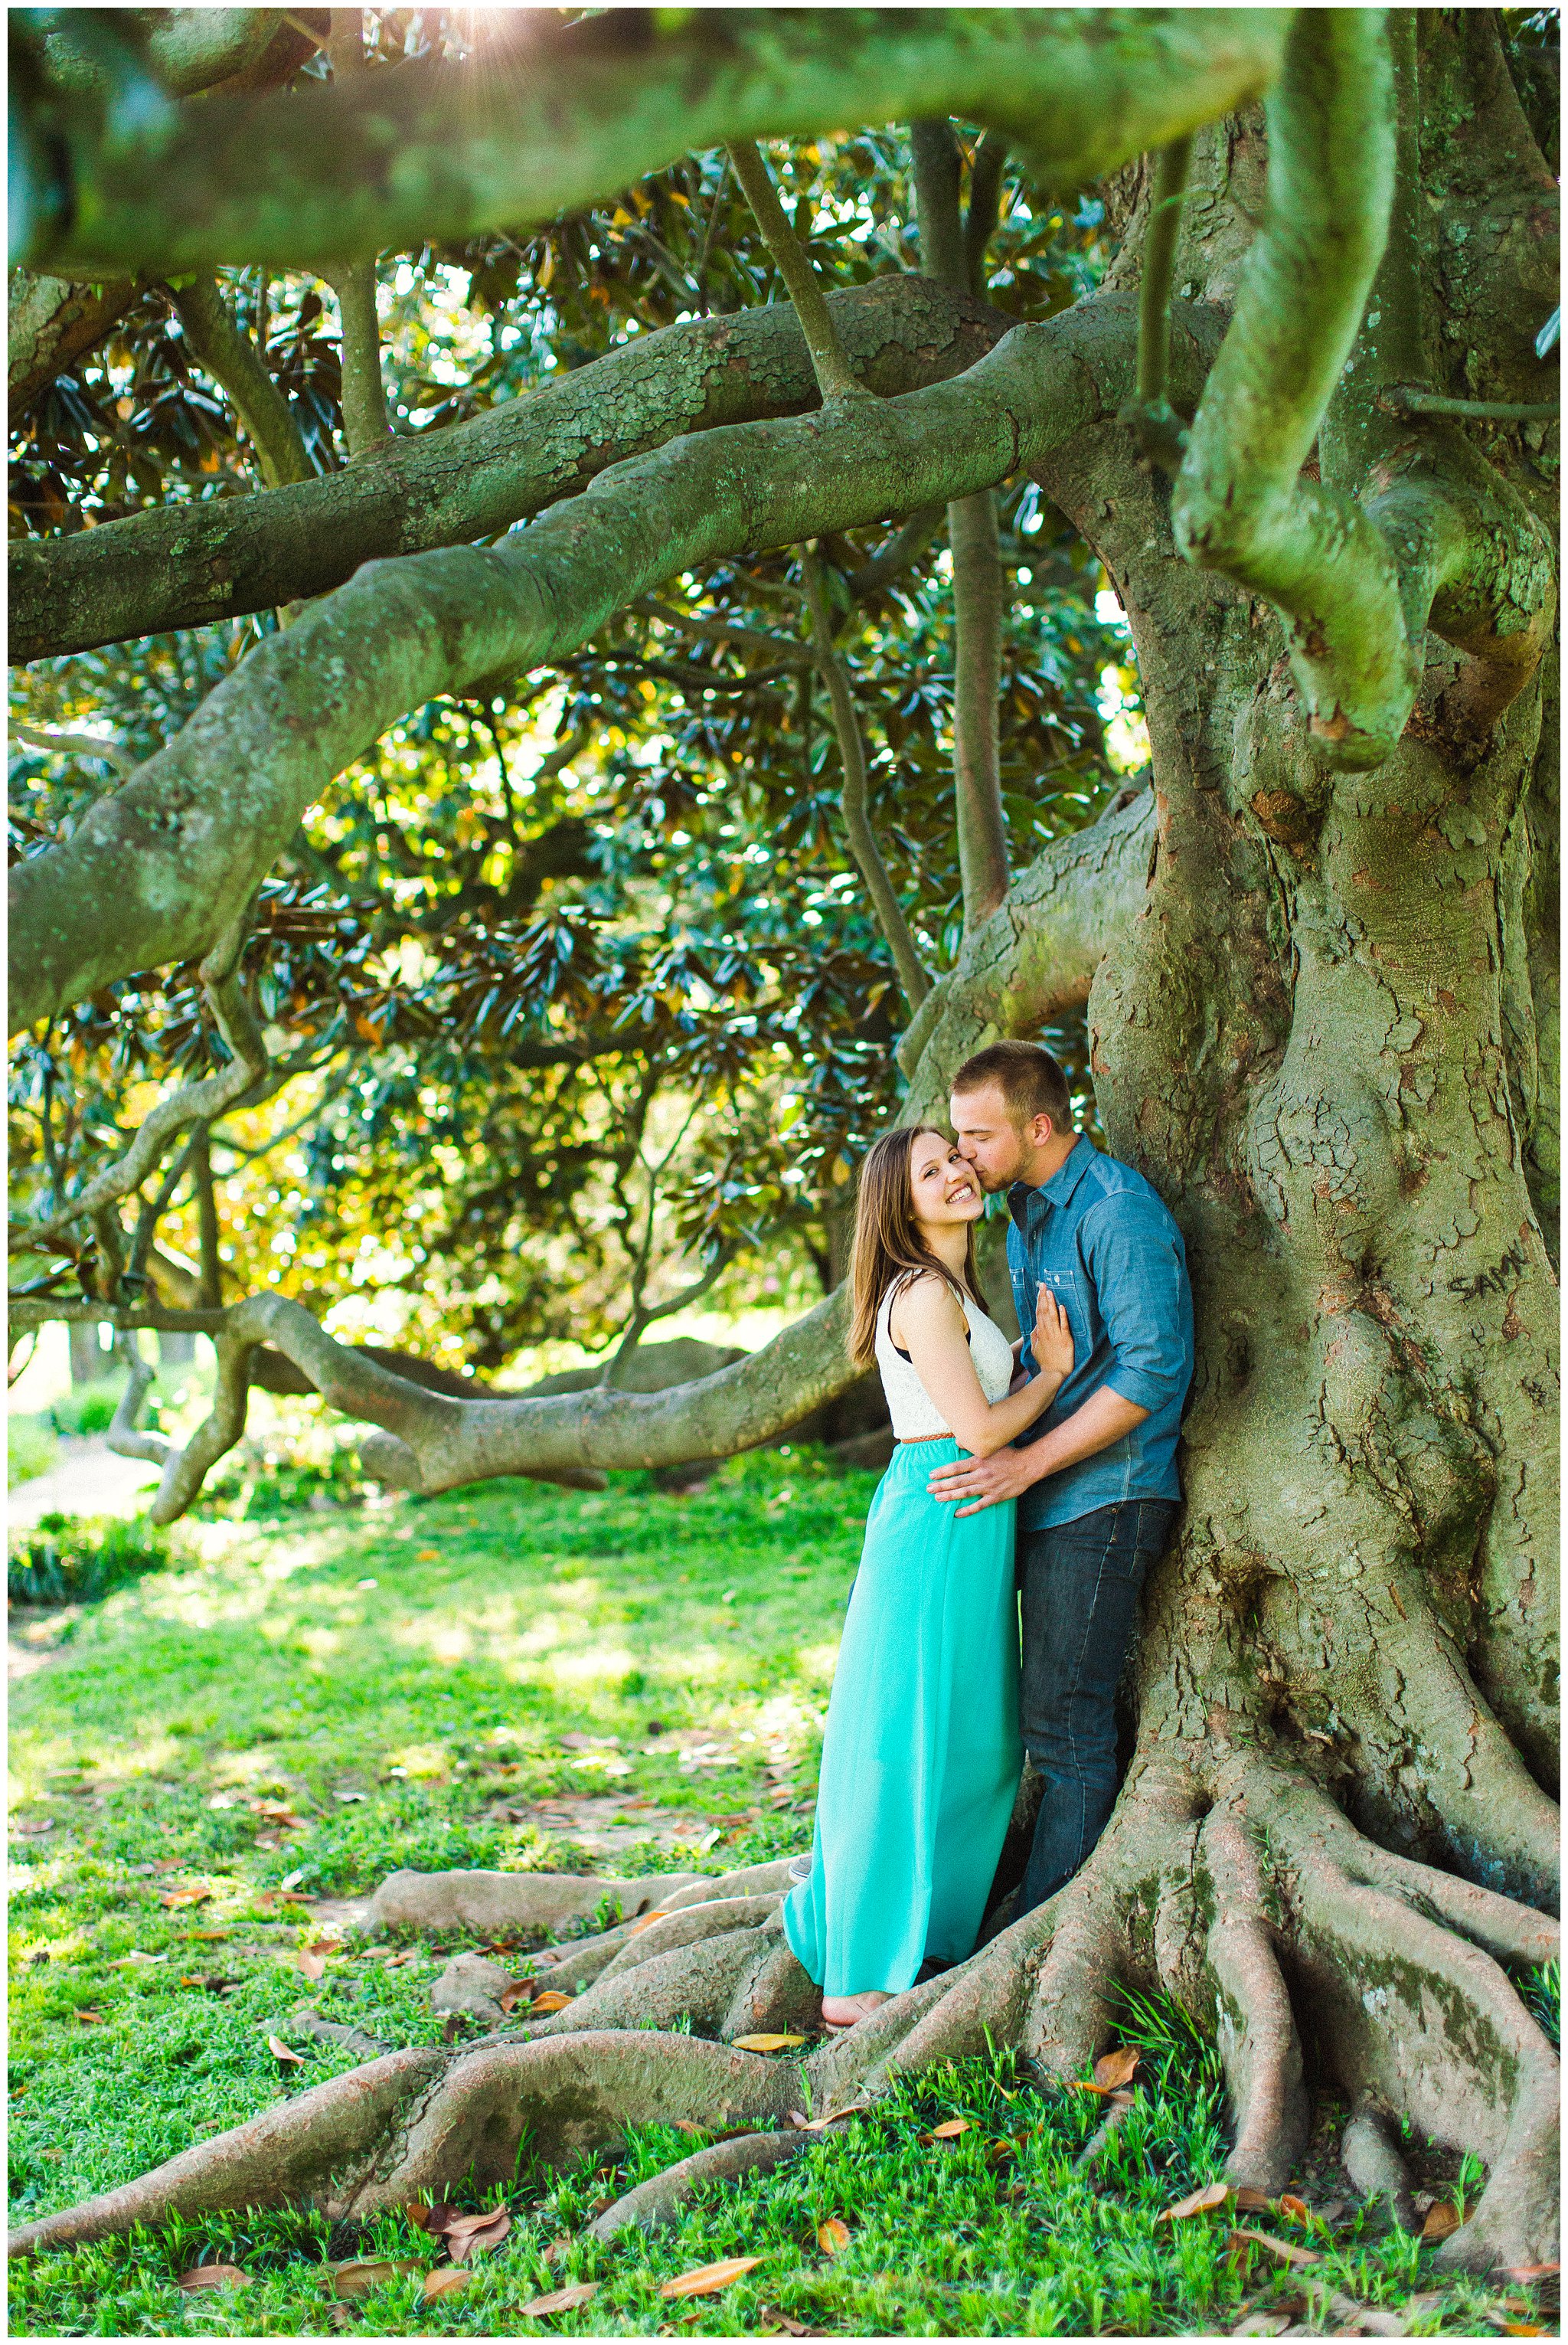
9, 6, 1148, 1378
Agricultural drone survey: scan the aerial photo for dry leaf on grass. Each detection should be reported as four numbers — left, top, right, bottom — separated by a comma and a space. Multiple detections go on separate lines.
530, 1989, 575, 2014
422, 2269, 473, 2303
817, 2219, 850, 2256
1276, 2193, 1312, 2224
660, 2257, 765, 2300
758, 2311, 815, 2338
1233, 2186, 1273, 2213
1092, 2046, 1141, 2091
266, 2033, 305, 2065
177, 2264, 252, 2291
328, 2259, 422, 2298
158, 1889, 211, 1908
1228, 2226, 1321, 2270
405, 2200, 462, 2234
518, 2281, 600, 2316
787, 2104, 867, 2133
498, 1979, 537, 2014
1160, 2180, 1232, 2222
1422, 2201, 1465, 2242
75, 2010, 103, 2026
296, 1950, 327, 1982
442, 2209, 511, 2263
1502, 2264, 1560, 2283
919, 2118, 969, 2143
732, 2033, 806, 2053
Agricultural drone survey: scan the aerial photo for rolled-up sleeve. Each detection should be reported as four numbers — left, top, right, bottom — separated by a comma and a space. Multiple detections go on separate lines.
1080, 1197, 1191, 1415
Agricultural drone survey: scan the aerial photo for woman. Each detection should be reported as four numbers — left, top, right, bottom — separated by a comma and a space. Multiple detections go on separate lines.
783, 1123, 1074, 2029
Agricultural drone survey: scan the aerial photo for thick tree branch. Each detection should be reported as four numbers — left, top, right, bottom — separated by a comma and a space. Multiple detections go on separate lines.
323, 11, 391, 460
843, 505, 945, 600
167, 274, 312, 488
8, 270, 138, 414
911, 117, 1008, 930
1122, 134, 1194, 471
802, 549, 931, 1010
12, 276, 1003, 661
726, 142, 867, 407
14, 291, 1211, 1031
1170, 11, 1554, 767
21, 11, 1289, 279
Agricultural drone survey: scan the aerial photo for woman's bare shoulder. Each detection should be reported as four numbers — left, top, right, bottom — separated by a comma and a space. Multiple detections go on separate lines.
889, 1271, 965, 1338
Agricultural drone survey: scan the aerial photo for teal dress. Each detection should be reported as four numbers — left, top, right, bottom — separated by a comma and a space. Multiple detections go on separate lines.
784, 1287, 1022, 1997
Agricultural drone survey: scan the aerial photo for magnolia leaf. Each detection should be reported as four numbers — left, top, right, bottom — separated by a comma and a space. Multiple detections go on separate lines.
328, 2258, 422, 2297
920, 2118, 969, 2142
1092, 2045, 1140, 2091
732, 2033, 807, 2052
266, 2033, 305, 2065
629, 1908, 671, 1935
1160, 2180, 1232, 2222
519, 2281, 600, 2315
423, 2268, 474, 2302
1276, 2193, 1312, 2224
530, 1989, 574, 2014
178, 2264, 252, 2291
660, 2256, 766, 2299
1421, 2201, 1464, 2242
296, 1950, 326, 1981
817, 2219, 849, 2256
1228, 2226, 1321, 2269
443, 2209, 511, 2263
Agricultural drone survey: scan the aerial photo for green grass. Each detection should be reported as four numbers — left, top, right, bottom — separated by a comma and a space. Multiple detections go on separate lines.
8, 1447, 1557, 2336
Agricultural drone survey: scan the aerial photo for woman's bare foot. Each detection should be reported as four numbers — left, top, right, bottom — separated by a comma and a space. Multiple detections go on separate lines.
821, 1990, 892, 2031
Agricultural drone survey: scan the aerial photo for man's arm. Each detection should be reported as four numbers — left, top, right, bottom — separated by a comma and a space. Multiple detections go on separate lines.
928, 1386, 1148, 1515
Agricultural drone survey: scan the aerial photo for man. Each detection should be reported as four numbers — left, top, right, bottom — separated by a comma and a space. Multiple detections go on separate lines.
930, 1039, 1194, 1918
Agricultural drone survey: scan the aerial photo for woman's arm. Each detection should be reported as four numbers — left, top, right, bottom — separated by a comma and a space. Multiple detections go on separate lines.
891, 1276, 1071, 1457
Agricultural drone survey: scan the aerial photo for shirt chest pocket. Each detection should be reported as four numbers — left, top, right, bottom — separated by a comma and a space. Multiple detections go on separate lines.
1035, 1265, 1090, 1345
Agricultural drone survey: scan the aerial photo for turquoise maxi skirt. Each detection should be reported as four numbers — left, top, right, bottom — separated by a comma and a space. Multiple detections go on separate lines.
782, 1437, 1022, 1998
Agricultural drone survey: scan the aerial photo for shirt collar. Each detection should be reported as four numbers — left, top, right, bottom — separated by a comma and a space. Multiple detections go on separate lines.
1008, 1135, 1091, 1223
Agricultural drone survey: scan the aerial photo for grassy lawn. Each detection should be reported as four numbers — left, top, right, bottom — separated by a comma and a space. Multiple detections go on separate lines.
8, 1450, 1557, 2337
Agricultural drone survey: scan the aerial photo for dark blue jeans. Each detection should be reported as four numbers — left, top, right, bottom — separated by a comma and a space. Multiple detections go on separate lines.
1018, 1498, 1178, 1915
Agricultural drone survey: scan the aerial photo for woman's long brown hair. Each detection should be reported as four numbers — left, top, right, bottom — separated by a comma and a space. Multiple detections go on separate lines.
848, 1125, 984, 1367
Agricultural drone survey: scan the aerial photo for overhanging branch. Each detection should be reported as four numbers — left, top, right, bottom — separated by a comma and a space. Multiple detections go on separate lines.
14, 291, 1203, 1032
21, 11, 1289, 278
11, 276, 1003, 661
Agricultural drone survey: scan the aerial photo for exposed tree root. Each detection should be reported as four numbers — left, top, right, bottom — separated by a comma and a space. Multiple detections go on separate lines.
13, 1770, 1557, 2269
589, 2131, 810, 2240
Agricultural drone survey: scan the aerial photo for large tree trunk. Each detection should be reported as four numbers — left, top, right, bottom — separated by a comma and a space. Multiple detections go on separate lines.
11, 12, 1557, 2278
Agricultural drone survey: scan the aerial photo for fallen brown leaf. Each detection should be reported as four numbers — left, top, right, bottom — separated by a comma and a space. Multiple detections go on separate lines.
1493, 2324, 1547, 2337
758, 2311, 814, 2338
732, 2033, 807, 2053
519, 2281, 600, 2316
1503, 2264, 1560, 2283
405, 2199, 462, 2233
442, 2209, 511, 2263
158, 1889, 211, 1908
296, 1950, 327, 1982
1160, 2180, 1232, 2223
266, 2033, 305, 2065
661, 2257, 765, 2300
177, 2263, 252, 2291
920, 2118, 970, 2143
1233, 2186, 1273, 2213
328, 2259, 422, 2298
185, 1928, 231, 1944
498, 1979, 537, 2014
629, 1908, 671, 1935
422, 2268, 473, 2303
817, 2219, 850, 2256
1092, 2045, 1141, 2092
1276, 2193, 1312, 2225
1229, 2226, 1321, 2270
1422, 2201, 1464, 2242
75, 2009, 104, 2026
787, 2104, 867, 2132
530, 1990, 574, 2014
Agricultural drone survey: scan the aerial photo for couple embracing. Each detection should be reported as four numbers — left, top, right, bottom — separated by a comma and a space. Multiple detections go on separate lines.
784, 1041, 1194, 2031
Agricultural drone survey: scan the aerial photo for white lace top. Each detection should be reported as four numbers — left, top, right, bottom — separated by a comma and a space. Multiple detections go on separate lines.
874, 1275, 1017, 1441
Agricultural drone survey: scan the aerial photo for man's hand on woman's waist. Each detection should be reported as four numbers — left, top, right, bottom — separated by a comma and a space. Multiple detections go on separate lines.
928, 1388, 1150, 1517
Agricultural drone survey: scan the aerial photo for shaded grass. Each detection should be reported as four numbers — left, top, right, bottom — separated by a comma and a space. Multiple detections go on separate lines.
8, 1448, 1557, 2336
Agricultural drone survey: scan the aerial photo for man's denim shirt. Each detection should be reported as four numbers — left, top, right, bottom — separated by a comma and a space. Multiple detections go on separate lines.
1006, 1136, 1194, 1532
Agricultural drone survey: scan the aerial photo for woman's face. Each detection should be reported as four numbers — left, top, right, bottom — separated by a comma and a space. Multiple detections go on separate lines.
908, 1132, 985, 1231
